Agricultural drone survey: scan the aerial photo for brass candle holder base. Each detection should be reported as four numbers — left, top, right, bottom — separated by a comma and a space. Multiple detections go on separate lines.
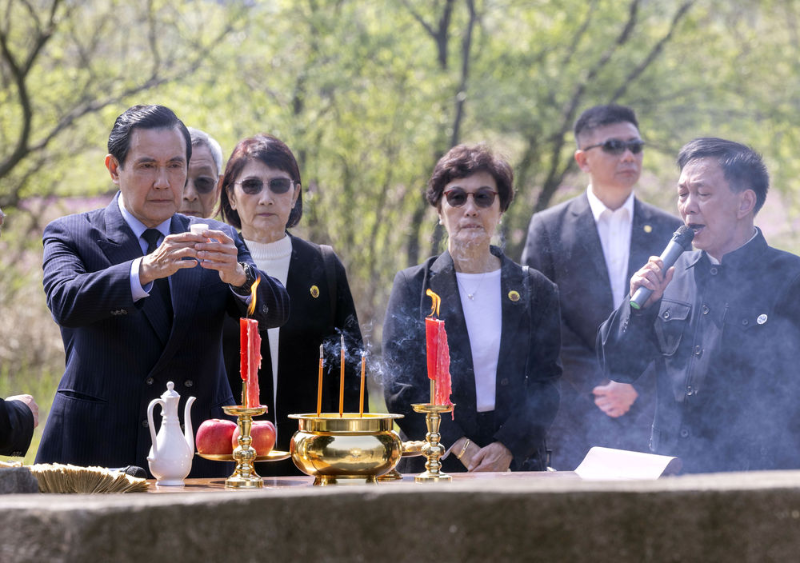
222, 405, 267, 489
411, 403, 455, 483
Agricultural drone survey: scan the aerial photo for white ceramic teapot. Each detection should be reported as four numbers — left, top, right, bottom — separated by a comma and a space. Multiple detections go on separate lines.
147, 381, 196, 486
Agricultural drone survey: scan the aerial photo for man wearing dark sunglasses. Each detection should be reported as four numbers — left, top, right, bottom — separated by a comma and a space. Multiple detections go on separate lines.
521, 104, 681, 470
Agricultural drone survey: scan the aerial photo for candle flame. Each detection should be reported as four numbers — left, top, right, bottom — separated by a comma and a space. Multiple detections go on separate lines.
426, 288, 441, 318
246, 274, 262, 317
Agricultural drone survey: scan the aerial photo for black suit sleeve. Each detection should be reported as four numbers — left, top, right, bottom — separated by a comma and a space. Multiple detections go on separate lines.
42, 219, 137, 328
0, 398, 34, 457
227, 230, 290, 330
597, 297, 661, 384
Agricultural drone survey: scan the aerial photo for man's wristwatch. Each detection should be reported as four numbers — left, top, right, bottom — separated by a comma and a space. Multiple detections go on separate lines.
231, 261, 258, 296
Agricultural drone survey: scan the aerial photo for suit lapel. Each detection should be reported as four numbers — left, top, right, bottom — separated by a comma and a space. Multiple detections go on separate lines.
428, 252, 477, 413
628, 198, 666, 282
97, 194, 146, 266
570, 195, 614, 313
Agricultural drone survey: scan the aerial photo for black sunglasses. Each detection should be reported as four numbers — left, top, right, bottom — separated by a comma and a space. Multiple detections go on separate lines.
443, 187, 498, 209
236, 177, 294, 195
582, 139, 645, 155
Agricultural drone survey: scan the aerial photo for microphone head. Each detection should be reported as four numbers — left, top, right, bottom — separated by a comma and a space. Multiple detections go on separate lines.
672, 225, 695, 250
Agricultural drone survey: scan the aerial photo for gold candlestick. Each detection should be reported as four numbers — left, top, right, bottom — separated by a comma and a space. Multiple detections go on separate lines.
411, 403, 454, 482
222, 404, 267, 489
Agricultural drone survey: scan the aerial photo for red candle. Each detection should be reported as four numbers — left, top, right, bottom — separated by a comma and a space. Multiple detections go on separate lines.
425, 289, 453, 409
240, 317, 262, 409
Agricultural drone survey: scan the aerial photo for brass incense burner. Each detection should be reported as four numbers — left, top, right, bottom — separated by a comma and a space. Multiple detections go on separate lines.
289, 413, 403, 485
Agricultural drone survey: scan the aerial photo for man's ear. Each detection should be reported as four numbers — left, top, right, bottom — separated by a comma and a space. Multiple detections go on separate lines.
574, 149, 590, 172
738, 189, 757, 218
105, 155, 121, 185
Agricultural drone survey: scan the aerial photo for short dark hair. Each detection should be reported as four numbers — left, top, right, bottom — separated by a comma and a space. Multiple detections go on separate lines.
220, 134, 303, 229
108, 105, 192, 167
677, 137, 769, 214
574, 104, 639, 147
427, 144, 514, 212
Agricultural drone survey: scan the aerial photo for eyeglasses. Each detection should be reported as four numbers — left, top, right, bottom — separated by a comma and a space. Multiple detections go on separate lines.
236, 177, 294, 195
443, 187, 498, 209
582, 139, 645, 155
192, 176, 218, 194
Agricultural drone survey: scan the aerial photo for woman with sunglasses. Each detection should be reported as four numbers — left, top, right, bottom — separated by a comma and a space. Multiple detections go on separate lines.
220, 134, 363, 475
383, 144, 562, 473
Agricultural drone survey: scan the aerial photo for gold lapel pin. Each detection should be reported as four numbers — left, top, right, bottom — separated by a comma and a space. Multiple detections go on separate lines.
644, 224, 653, 233
508, 290, 520, 302
310, 285, 320, 298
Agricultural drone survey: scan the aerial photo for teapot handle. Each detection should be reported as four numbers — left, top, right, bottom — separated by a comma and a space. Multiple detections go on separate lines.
147, 398, 165, 456
183, 396, 197, 452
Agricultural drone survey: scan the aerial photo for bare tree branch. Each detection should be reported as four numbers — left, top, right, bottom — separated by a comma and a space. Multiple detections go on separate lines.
399, 0, 437, 40
611, 0, 695, 101
533, 0, 643, 213
449, 0, 477, 148
400, 0, 456, 69
560, 0, 599, 67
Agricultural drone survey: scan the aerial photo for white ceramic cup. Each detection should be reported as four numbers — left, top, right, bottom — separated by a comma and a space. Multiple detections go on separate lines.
190, 223, 209, 236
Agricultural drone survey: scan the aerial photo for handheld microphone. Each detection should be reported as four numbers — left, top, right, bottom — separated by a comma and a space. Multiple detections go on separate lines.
630, 225, 694, 310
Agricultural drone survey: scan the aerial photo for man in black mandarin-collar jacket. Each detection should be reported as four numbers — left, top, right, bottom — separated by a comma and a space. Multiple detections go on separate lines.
599, 138, 800, 473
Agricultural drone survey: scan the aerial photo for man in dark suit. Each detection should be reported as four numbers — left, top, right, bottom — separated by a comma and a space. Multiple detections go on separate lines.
36, 105, 289, 477
522, 104, 681, 470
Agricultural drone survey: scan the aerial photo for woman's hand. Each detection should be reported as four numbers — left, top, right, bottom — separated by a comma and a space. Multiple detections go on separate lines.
467, 441, 512, 472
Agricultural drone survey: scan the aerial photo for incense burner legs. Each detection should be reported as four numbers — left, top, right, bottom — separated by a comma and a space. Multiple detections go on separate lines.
222, 405, 267, 489
411, 403, 454, 482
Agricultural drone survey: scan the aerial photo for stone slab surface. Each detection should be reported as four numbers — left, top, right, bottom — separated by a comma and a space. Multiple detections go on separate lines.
4, 471, 800, 562
0, 467, 39, 495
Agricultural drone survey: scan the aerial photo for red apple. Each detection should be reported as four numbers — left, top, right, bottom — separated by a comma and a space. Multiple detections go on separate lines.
196, 419, 237, 454
232, 420, 276, 455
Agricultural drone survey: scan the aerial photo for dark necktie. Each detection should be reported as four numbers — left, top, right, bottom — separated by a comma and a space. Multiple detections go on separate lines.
141, 229, 173, 334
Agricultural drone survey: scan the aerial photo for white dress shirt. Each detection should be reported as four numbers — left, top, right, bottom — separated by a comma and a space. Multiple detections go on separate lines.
586, 186, 635, 309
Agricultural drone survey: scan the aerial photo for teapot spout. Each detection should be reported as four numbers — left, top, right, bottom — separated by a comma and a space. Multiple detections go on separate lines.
184, 396, 197, 452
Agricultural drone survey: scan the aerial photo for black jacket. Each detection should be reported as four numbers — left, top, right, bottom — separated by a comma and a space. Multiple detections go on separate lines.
383, 247, 561, 472
598, 230, 800, 473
